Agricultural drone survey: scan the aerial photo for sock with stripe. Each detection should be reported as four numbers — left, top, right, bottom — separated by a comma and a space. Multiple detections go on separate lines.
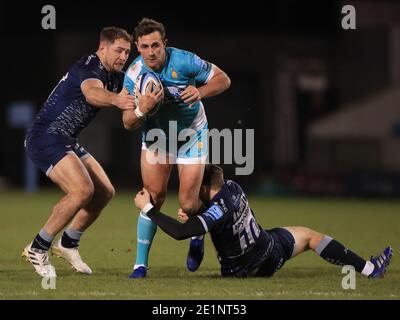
61, 228, 83, 248
31, 228, 54, 251
316, 236, 374, 276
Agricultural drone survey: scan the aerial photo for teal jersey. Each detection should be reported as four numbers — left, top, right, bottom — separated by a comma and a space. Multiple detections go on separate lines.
124, 47, 214, 135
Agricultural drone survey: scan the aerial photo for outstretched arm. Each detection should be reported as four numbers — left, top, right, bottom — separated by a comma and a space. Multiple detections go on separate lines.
134, 189, 206, 240
81, 79, 134, 110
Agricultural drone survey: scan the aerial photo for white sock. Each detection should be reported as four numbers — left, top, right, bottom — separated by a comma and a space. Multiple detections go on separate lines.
134, 264, 146, 270
361, 261, 375, 276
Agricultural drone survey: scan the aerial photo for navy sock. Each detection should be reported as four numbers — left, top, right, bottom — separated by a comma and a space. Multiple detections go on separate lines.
316, 236, 366, 273
31, 234, 51, 251
61, 230, 81, 248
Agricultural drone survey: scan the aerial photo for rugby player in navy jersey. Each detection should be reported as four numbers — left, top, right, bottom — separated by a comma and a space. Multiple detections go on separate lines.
23, 27, 163, 278
134, 165, 393, 279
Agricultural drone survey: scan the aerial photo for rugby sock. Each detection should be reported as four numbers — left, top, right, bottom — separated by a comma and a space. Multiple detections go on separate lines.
31, 228, 54, 251
191, 235, 204, 241
316, 236, 368, 274
134, 211, 157, 269
61, 228, 83, 248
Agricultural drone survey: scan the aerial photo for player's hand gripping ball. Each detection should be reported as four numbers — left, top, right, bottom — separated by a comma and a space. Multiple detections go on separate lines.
134, 72, 164, 116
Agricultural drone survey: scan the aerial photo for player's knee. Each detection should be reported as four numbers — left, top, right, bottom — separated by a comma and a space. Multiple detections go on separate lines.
71, 183, 95, 207
308, 229, 325, 250
180, 200, 200, 216
150, 192, 166, 209
103, 184, 115, 203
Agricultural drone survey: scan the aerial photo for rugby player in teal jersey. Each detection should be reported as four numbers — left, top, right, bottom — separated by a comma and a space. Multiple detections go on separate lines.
123, 18, 231, 278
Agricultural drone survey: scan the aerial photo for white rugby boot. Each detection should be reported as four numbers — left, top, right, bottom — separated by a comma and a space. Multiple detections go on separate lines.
51, 239, 92, 274
22, 242, 57, 278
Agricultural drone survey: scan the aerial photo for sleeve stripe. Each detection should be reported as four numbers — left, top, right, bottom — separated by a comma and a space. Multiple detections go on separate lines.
197, 216, 209, 233
80, 78, 104, 89
81, 78, 103, 84
204, 64, 216, 84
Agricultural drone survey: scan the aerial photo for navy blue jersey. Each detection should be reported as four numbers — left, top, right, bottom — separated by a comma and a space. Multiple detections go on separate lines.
196, 180, 274, 276
28, 54, 123, 139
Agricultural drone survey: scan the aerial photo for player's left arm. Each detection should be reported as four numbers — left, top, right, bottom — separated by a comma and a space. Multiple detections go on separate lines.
134, 189, 206, 240
181, 65, 231, 106
180, 52, 231, 106
199, 65, 231, 98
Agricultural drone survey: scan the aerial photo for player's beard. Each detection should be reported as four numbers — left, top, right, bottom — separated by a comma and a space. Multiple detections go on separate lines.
111, 60, 125, 73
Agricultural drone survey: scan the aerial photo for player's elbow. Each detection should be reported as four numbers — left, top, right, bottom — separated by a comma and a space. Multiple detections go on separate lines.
123, 120, 133, 131
84, 91, 97, 107
171, 229, 192, 241
216, 71, 231, 93
223, 73, 231, 90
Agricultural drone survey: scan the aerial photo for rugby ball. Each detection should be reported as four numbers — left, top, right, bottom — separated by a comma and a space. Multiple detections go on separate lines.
134, 72, 164, 117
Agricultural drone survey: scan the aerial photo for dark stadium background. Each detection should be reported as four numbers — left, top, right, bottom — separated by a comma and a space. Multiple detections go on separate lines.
2, 0, 400, 196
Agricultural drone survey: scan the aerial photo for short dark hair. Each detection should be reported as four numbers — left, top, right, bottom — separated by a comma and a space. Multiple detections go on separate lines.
202, 165, 224, 188
134, 18, 166, 41
100, 27, 132, 44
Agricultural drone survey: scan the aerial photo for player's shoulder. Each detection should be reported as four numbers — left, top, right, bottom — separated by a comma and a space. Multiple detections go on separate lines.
167, 47, 197, 66
167, 47, 195, 57
125, 55, 146, 80
75, 54, 104, 71
226, 179, 244, 193
167, 47, 211, 77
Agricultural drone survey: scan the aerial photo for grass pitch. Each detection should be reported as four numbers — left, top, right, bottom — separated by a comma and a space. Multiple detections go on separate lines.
0, 190, 399, 300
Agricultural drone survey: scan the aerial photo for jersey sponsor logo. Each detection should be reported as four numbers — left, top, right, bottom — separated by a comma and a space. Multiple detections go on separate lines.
205, 205, 224, 220
171, 70, 178, 78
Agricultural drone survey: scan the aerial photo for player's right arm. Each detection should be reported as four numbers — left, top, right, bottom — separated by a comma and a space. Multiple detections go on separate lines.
122, 86, 164, 130
81, 79, 134, 110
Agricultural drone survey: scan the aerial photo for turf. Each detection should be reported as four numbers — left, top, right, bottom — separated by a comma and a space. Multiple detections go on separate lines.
0, 190, 399, 300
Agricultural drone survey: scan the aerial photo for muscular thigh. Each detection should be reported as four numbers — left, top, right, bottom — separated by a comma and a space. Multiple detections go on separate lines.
81, 156, 114, 196
283, 226, 311, 257
141, 150, 172, 198
177, 163, 205, 205
48, 153, 93, 193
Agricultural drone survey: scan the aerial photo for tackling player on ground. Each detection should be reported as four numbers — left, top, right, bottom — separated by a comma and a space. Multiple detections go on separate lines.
134, 165, 393, 278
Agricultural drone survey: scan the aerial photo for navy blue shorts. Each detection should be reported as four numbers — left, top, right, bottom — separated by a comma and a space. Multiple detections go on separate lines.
25, 134, 90, 176
255, 228, 296, 277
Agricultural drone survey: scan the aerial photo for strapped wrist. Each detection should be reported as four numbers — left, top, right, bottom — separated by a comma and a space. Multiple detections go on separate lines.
142, 203, 154, 214
134, 107, 146, 119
